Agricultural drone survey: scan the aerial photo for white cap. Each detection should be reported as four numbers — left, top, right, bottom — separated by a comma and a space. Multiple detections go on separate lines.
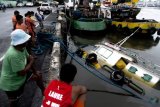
11, 29, 31, 46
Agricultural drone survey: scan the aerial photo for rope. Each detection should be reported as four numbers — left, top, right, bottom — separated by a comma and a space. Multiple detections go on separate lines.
115, 27, 140, 47
87, 89, 139, 98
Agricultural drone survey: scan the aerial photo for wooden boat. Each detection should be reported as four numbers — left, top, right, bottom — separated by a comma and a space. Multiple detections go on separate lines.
111, 18, 160, 35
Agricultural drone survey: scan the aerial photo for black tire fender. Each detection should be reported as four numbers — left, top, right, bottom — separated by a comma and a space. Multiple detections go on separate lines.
110, 70, 125, 85
150, 27, 156, 35
157, 29, 160, 35
117, 24, 122, 31
134, 27, 141, 33
112, 24, 116, 29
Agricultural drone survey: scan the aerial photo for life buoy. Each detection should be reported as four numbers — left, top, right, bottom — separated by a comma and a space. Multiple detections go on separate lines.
110, 70, 125, 86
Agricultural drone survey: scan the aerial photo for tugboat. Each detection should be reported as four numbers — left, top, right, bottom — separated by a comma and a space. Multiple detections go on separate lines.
66, 0, 107, 36
100, 0, 141, 19
99, 0, 160, 36
111, 0, 141, 19
111, 18, 160, 36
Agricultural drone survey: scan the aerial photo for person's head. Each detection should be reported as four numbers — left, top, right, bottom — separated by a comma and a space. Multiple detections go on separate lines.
37, 7, 40, 12
30, 11, 34, 16
14, 10, 20, 16
60, 63, 77, 84
24, 12, 28, 17
11, 29, 31, 49
16, 15, 23, 24
26, 11, 31, 17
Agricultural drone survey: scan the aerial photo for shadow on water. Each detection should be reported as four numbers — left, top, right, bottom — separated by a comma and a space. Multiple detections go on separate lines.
70, 34, 106, 46
105, 32, 160, 50
70, 31, 160, 51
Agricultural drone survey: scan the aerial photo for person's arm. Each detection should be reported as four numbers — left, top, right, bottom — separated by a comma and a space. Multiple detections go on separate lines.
72, 85, 87, 104
18, 55, 35, 76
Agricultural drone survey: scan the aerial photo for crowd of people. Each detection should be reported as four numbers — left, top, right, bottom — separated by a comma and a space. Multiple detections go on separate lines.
0, 8, 87, 107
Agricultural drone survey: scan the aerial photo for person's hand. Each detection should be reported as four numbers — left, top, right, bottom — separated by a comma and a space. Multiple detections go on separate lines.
35, 71, 42, 79
32, 71, 42, 80
29, 55, 35, 63
31, 37, 36, 45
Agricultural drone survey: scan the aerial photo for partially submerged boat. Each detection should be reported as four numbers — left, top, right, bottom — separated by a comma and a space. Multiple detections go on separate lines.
75, 43, 160, 88
93, 43, 159, 86
66, 42, 160, 105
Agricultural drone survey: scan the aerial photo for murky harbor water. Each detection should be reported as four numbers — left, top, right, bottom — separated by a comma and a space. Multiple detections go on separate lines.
70, 7, 160, 70
66, 7, 160, 107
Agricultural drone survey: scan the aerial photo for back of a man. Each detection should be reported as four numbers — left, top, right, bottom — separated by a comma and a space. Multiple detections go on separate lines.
43, 80, 72, 107
42, 63, 87, 107
0, 46, 28, 91
12, 10, 20, 30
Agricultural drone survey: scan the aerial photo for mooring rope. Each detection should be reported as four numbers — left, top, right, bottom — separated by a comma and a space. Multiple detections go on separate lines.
115, 27, 140, 47
87, 89, 139, 98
